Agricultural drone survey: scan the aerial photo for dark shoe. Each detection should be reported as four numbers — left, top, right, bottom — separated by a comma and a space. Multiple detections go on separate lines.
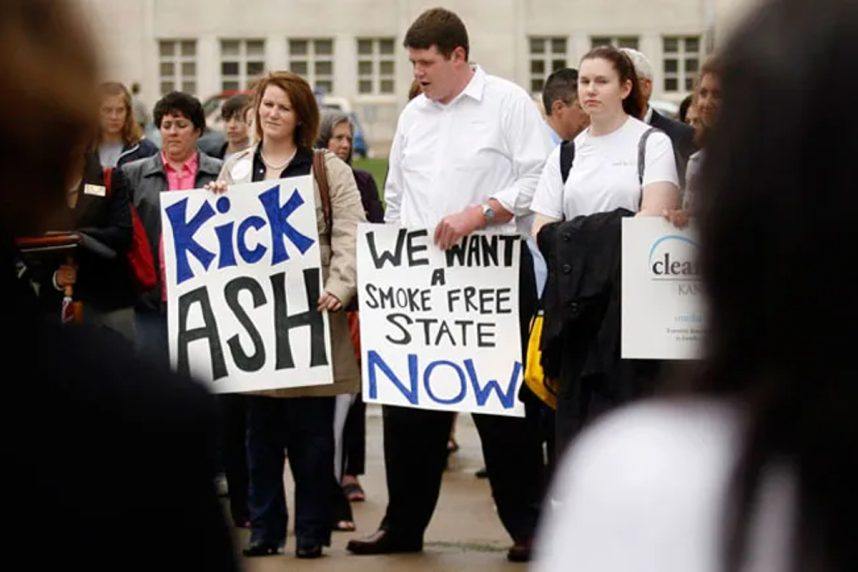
346, 529, 422, 555
507, 538, 533, 563
296, 545, 323, 559
342, 481, 366, 502
475, 467, 488, 479
242, 542, 280, 557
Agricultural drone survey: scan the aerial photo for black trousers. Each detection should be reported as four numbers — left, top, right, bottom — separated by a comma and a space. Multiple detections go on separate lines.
343, 393, 366, 476
218, 394, 249, 525
246, 396, 335, 548
379, 244, 544, 543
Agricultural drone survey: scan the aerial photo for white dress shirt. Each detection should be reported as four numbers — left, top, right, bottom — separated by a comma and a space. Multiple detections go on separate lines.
384, 66, 554, 233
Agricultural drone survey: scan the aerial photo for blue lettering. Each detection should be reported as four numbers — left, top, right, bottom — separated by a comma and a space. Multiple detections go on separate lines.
464, 359, 521, 409
367, 350, 418, 404
237, 215, 268, 264
423, 360, 467, 404
215, 222, 237, 269
165, 198, 216, 284
258, 185, 315, 265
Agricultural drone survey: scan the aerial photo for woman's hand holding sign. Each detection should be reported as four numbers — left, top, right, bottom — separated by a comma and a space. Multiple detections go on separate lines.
205, 180, 229, 194
318, 291, 343, 312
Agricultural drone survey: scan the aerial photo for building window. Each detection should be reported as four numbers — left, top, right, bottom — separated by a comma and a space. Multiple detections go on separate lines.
220, 39, 266, 91
590, 36, 640, 50
529, 37, 567, 93
288, 39, 335, 94
662, 36, 701, 92
357, 38, 396, 95
159, 40, 197, 95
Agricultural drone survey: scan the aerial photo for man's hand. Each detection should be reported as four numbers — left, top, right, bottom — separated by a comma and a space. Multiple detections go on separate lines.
317, 291, 343, 312
433, 205, 485, 250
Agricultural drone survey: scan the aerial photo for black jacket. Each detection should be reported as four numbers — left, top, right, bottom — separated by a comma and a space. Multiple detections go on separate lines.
116, 137, 159, 168
1, 237, 236, 571
353, 168, 385, 223
43, 153, 135, 311
538, 208, 660, 403
650, 108, 696, 186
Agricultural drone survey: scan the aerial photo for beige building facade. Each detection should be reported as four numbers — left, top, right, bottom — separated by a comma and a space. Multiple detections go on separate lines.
75, 0, 755, 154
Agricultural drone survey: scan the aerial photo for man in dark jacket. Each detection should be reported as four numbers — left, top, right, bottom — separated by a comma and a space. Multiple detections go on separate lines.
622, 48, 696, 186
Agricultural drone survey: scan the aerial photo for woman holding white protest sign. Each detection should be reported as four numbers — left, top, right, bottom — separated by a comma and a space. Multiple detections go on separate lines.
528, 46, 680, 457
213, 71, 366, 559
530, 46, 679, 231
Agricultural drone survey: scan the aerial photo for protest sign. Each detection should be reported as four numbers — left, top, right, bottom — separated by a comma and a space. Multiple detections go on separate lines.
160, 176, 333, 393
357, 224, 524, 417
622, 217, 704, 359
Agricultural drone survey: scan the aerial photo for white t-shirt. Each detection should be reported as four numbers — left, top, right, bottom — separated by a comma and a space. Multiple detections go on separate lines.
530, 116, 678, 220
535, 399, 795, 572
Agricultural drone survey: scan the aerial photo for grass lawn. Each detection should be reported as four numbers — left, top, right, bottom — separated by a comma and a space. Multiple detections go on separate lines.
353, 157, 388, 200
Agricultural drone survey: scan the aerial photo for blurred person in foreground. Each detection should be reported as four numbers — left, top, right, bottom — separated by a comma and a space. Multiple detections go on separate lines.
0, 1, 235, 569
536, 0, 858, 570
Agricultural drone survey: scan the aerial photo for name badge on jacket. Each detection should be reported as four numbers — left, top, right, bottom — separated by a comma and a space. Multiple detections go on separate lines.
84, 184, 107, 197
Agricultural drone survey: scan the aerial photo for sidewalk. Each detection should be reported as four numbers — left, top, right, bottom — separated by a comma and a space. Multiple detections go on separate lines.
236, 406, 526, 571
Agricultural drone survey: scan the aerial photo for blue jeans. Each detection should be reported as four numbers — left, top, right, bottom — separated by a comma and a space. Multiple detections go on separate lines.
246, 396, 335, 548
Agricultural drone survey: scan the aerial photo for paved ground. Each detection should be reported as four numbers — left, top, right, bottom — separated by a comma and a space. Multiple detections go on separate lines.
231, 406, 527, 571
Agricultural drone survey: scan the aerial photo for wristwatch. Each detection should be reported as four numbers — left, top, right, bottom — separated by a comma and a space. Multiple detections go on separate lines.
480, 203, 496, 226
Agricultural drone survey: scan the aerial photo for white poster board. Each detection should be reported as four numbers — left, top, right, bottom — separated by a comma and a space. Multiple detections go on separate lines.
160, 176, 333, 392
357, 224, 525, 417
621, 217, 705, 360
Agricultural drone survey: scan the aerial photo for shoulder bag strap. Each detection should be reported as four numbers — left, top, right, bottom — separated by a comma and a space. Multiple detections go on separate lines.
312, 149, 332, 232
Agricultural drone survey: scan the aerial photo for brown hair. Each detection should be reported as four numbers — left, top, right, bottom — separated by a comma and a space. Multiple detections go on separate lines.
408, 78, 423, 101
404, 7, 469, 59
98, 82, 142, 146
698, 55, 723, 85
693, 56, 724, 146
580, 46, 645, 119
0, 0, 98, 235
252, 71, 319, 150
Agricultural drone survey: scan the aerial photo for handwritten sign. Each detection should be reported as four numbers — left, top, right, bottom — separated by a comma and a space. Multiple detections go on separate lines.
357, 224, 524, 417
160, 176, 333, 392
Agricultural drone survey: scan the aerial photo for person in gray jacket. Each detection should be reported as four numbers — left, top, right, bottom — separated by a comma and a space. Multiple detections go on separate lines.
121, 92, 222, 367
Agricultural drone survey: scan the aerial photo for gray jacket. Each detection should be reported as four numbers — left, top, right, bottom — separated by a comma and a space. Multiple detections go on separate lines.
121, 152, 222, 311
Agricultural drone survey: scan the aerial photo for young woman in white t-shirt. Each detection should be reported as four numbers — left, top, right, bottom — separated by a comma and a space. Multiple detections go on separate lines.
530, 46, 679, 235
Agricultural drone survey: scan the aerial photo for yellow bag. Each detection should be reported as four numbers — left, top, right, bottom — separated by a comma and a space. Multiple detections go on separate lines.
523, 310, 558, 410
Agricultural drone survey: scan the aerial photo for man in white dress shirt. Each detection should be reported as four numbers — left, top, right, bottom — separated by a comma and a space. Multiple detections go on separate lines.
346, 8, 553, 563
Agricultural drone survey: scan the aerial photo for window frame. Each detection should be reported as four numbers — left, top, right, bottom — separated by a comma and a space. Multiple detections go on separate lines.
158, 39, 198, 95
